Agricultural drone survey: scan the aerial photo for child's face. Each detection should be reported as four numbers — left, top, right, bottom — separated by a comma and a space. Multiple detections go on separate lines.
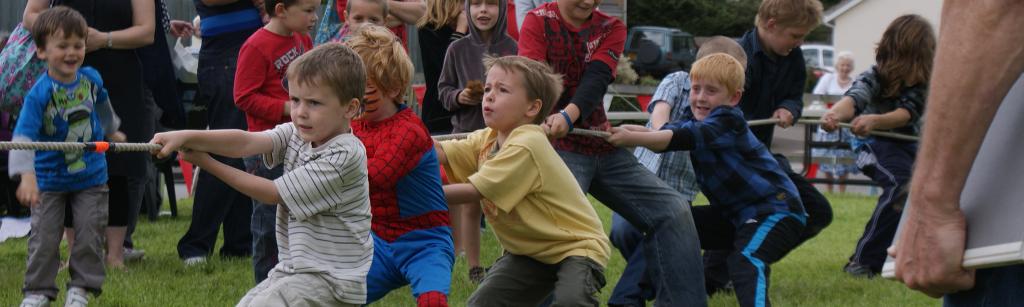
358, 80, 397, 122
36, 30, 85, 83
346, 0, 386, 31
469, 0, 500, 33
482, 65, 540, 132
760, 22, 812, 57
689, 78, 740, 121
556, 0, 599, 25
275, 0, 319, 33
287, 79, 359, 147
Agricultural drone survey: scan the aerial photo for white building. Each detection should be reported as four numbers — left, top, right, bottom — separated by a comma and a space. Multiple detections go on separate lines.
824, 0, 943, 74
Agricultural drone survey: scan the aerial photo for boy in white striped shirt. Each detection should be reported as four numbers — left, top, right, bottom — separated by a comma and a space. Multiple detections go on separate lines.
151, 43, 373, 306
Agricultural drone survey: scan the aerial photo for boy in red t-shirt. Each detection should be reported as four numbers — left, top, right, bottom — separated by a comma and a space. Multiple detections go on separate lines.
518, 1, 707, 305
233, 0, 316, 283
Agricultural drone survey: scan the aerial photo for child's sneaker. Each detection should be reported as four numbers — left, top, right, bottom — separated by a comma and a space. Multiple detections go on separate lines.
123, 248, 145, 262
64, 287, 88, 307
183, 256, 207, 266
20, 294, 50, 307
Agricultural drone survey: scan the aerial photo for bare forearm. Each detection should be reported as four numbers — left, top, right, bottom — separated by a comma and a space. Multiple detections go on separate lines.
198, 157, 282, 204
650, 102, 671, 130
21, 0, 47, 29
388, 0, 426, 25
911, 0, 1024, 211
180, 130, 269, 158
443, 183, 482, 204
830, 97, 857, 122
870, 108, 912, 130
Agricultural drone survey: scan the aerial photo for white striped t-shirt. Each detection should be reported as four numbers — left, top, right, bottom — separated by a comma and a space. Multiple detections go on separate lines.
261, 123, 373, 305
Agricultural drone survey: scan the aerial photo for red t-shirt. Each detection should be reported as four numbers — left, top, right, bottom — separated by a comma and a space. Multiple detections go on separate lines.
506, 1, 519, 40
234, 28, 313, 132
335, 0, 409, 47
518, 2, 626, 155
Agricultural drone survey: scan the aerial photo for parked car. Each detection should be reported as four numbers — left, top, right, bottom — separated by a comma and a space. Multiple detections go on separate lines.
801, 43, 835, 76
624, 26, 697, 78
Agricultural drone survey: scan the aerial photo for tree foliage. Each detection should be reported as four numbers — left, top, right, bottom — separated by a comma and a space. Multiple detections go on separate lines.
626, 0, 842, 42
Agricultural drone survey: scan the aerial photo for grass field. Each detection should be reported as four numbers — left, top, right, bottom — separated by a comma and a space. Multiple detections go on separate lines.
0, 193, 940, 306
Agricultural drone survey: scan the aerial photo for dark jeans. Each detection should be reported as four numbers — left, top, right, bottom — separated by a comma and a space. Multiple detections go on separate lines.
176, 55, 253, 259
849, 139, 916, 272
244, 155, 282, 283
945, 264, 1024, 307
695, 207, 805, 307
467, 254, 605, 307
557, 149, 705, 306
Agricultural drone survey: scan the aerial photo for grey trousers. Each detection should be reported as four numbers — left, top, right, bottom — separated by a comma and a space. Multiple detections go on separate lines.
467, 254, 606, 307
24, 185, 108, 298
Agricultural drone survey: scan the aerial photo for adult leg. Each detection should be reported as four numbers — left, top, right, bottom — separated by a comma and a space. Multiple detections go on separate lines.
244, 155, 281, 282
574, 149, 705, 306
467, 253, 555, 307
848, 141, 914, 273
607, 213, 652, 306
23, 192, 68, 299
944, 264, 1024, 307
106, 175, 131, 268
67, 185, 109, 295
726, 213, 804, 307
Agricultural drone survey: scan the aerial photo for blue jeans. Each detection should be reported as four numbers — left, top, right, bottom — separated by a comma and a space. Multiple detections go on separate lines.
557, 149, 705, 306
609, 213, 656, 306
944, 264, 1024, 306
244, 155, 282, 283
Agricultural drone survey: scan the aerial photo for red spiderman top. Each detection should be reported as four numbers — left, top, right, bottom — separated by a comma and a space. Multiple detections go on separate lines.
352, 107, 451, 242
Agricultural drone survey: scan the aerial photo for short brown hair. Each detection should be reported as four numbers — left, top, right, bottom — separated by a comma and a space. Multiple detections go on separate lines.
31, 6, 88, 49
690, 53, 746, 95
346, 25, 413, 101
876, 14, 935, 98
755, 0, 823, 30
286, 43, 366, 105
696, 36, 748, 67
483, 56, 564, 125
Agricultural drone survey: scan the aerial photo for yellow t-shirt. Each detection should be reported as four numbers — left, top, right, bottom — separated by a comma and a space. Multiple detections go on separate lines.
440, 125, 611, 266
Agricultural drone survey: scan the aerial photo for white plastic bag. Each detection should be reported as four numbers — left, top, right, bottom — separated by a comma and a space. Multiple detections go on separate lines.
172, 37, 199, 84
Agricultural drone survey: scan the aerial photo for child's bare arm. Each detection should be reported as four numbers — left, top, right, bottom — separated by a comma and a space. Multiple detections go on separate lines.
649, 102, 672, 130
443, 183, 483, 204
850, 109, 913, 136
181, 150, 282, 204
434, 142, 448, 166
607, 126, 674, 152
821, 96, 857, 131
151, 129, 273, 159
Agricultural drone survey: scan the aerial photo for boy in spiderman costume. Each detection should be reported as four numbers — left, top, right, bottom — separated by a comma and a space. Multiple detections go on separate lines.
347, 26, 455, 306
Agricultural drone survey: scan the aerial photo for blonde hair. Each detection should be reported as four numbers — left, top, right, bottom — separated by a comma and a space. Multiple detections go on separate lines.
755, 0, 823, 30
690, 53, 746, 95
876, 14, 935, 98
696, 36, 748, 67
346, 25, 414, 101
286, 42, 366, 105
483, 56, 564, 125
417, 0, 462, 30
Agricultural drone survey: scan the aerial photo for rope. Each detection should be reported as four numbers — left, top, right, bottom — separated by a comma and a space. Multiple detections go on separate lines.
0, 118, 917, 152
0, 141, 162, 153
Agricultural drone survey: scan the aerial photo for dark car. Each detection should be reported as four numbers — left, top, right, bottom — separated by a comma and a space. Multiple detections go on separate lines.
624, 26, 697, 78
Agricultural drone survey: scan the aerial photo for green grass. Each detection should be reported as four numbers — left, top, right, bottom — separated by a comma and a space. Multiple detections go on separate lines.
0, 194, 940, 306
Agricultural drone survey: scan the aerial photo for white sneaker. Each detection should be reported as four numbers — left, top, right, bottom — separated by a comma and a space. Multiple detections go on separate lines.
64, 287, 88, 307
183, 256, 207, 266
20, 294, 50, 307
123, 248, 145, 262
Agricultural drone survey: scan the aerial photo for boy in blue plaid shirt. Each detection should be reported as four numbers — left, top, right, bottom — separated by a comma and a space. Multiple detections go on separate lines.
608, 36, 748, 306
609, 53, 806, 307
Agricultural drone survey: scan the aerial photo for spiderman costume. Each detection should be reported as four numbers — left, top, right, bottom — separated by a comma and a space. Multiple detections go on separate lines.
353, 106, 454, 307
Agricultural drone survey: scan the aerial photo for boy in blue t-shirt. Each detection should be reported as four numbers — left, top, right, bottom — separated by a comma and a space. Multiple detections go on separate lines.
12, 7, 124, 307
609, 54, 806, 307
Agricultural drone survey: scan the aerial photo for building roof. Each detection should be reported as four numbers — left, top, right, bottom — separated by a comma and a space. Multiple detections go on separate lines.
823, 0, 865, 25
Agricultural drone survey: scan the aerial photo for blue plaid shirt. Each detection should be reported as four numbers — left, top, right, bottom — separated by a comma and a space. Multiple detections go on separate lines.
634, 71, 699, 201
662, 106, 805, 226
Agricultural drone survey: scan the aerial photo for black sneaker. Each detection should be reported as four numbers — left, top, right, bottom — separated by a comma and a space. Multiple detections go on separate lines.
844, 262, 877, 278
468, 266, 485, 284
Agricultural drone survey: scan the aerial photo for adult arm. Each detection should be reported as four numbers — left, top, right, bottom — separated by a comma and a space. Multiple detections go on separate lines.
21, 0, 47, 29
86, 0, 156, 51
388, 0, 426, 25
890, 0, 1024, 298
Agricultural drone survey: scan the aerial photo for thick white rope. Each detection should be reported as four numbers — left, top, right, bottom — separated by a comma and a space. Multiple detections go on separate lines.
0, 119, 917, 152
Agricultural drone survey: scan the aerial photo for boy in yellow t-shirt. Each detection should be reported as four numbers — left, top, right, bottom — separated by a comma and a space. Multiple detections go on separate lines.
436, 55, 610, 306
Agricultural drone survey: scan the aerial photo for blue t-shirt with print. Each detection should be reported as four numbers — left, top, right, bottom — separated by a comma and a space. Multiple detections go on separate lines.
14, 67, 109, 192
